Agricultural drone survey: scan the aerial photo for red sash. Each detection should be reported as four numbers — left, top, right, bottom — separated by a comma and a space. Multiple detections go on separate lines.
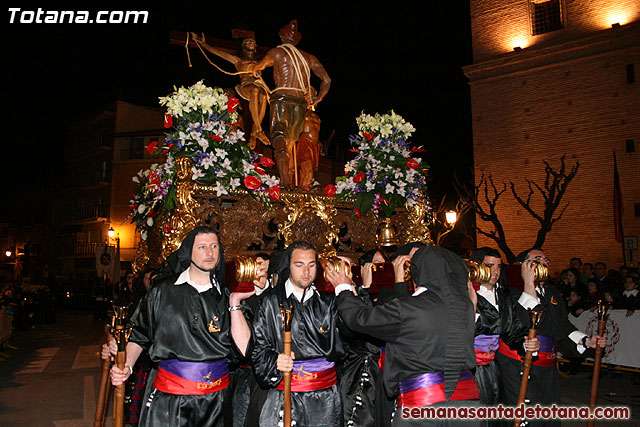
475, 349, 496, 366
497, 338, 556, 367
153, 359, 230, 395
276, 366, 337, 392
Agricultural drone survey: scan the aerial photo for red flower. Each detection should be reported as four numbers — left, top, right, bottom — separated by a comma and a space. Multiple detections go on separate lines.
227, 97, 240, 113
129, 203, 137, 211
148, 209, 157, 218
269, 186, 281, 201
259, 157, 275, 168
363, 132, 375, 141
353, 172, 365, 183
406, 159, 420, 169
253, 163, 266, 175
163, 222, 172, 233
244, 175, 261, 190
324, 184, 336, 197
380, 197, 390, 205
207, 135, 223, 142
411, 146, 426, 153
146, 140, 158, 154
163, 114, 173, 128
354, 208, 361, 218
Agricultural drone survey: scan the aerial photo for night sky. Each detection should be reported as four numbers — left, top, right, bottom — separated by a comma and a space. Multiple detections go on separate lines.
2, 3, 473, 223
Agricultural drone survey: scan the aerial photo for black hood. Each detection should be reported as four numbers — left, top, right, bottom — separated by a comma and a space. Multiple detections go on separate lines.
410, 245, 472, 398
391, 242, 426, 261
159, 226, 226, 286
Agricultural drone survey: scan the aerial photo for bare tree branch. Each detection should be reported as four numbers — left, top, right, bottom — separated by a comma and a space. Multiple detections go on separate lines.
455, 156, 580, 263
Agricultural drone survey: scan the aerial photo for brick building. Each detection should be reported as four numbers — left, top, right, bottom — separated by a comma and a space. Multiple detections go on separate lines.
463, 1, 639, 272
51, 100, 164, 280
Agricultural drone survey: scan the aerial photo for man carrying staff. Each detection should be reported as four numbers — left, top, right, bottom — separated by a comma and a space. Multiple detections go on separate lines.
109, 225, 252, 427
251, 241, 346, 427
252, 20, 331, 187
496, 248, 606, 427
469, 247, 539, 407
326, 245, 480, 426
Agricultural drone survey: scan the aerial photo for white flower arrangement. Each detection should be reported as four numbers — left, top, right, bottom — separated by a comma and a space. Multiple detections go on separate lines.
128, 81, 281, 239
330, 111, 429, 218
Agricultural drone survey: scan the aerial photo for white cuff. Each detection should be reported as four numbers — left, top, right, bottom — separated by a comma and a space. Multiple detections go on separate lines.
518, 292, 540, 310
570, 331, 588, 354
334, 283, 354, 296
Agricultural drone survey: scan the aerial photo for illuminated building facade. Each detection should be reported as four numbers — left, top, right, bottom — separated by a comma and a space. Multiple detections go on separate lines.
464, 1, 639, 270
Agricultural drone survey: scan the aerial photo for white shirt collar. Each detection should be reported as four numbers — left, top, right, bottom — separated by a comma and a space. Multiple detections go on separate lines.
174, 267, 220, 293
285, 278, 316, 303
623, 289, 639, 297
478, 284, 498, 310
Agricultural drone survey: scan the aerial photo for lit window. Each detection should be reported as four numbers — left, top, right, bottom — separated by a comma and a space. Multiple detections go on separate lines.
529, 0, 563, 35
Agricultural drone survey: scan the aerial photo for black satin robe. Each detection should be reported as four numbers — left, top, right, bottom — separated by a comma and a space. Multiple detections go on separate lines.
338, 288, 384, 427
251, 285, 346, 427
338, 283, 411, 427
497, 284, 580, 427
474, 286, 527, 406
129, 275, 235, 427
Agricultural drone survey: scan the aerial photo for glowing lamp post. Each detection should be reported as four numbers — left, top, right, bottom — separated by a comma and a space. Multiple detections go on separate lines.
445, 210, 458, 226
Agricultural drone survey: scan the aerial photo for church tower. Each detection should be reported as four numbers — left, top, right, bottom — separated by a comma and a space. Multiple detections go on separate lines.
464, 0, 640, 270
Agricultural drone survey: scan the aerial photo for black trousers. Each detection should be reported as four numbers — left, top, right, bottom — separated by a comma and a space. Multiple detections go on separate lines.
496, 353, 560, 427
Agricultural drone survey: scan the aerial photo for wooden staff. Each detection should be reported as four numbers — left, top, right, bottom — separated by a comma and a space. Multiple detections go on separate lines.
111, 305, 132, 427
280, 303, 294, 427
94, 326, 113, 427
587, 301, 608, 427
514, 309, 544, 427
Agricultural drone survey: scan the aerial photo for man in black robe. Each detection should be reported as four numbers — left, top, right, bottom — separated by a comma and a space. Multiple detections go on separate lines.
469, 247, 539, 408
496, 248, 606, 426
339, 247, 415, 427
251, 241, 346, 427
327, 245, 480, 426
109, 225, 252, 427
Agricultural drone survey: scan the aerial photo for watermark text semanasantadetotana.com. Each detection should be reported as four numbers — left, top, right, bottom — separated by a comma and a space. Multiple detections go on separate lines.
8, 8, 148, 24
401, 404, 631, 421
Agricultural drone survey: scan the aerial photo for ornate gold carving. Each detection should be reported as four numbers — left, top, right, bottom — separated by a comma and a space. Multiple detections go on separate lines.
131, 239, 150, 274
156, 178, 432, 264
278, 194, 339, 258
402, 198, 434, 245
162, 157, 203, 259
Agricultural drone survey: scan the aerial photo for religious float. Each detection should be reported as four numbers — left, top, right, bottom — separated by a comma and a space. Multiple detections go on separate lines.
128, 25, 434, 290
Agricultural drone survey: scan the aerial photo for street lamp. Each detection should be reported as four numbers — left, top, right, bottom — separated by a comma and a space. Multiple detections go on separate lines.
108, 227, 116, 239
5, 250, 11, 257
445, 210, 458, 226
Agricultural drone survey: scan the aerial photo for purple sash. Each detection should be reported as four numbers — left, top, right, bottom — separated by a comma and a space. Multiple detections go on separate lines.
538, 335, 557, 353
474, 334, 499, 353
158, 359, 229, 382
292, 357, 335, 374
399, 370, 474, 394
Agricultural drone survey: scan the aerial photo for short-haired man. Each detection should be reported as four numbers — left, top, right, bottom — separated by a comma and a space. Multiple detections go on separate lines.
469, 247, 539, 406
496, 248, 606, 427
251, 241, 346, 426
109, 226, 252, 426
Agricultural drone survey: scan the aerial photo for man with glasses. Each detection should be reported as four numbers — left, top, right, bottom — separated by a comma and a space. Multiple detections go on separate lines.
496, 248, 606, 426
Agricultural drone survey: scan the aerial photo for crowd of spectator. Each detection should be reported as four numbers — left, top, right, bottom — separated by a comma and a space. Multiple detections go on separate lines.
558, 257, 639, 317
